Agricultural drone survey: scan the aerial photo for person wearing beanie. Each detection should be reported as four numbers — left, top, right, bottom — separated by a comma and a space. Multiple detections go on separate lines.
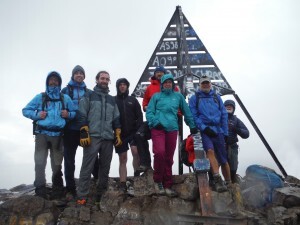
22, 71, 76, 199
224, 99, 250, 183
146, 74, 197, 197
61, 65, 91, 200
114, 78, 143, 192
189, 75, 230, 192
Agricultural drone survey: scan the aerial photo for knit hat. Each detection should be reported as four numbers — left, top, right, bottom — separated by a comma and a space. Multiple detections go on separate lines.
154, 66, 166, 75
199, 75, 211, 84
72, 65, 85, 80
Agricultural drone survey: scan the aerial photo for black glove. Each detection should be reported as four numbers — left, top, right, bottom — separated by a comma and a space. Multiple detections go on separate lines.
154, 123, 164, 130
190, 127, 198, 134
203, 127, 217, 137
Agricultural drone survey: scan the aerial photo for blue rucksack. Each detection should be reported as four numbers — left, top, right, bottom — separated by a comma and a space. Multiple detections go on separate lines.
242, 164, 284, 207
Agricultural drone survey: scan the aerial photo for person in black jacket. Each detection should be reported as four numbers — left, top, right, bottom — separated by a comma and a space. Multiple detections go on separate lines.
115, 78, 143, 192
224, 99, 250, 183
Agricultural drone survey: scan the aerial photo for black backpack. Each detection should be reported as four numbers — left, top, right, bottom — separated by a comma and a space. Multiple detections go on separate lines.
32, 92, 65, 134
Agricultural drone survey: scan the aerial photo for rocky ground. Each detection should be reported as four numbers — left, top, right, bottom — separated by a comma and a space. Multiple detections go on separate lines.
0, 170, 300, 225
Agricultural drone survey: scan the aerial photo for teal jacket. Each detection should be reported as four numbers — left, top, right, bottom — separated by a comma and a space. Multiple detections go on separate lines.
146, 74, 196, 131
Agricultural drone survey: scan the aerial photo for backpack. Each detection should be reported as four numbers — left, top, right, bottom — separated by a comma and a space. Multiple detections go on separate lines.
195, 92, 220, 109
241, 164, 284, 207
180, 135, 195, 170
62, 84, 87, 100
32, 92, 65, 134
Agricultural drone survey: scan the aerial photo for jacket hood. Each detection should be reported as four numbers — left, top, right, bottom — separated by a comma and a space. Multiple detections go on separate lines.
116, 78, 130, 96
46, 71, 62, 90
160, 74, 175, 92
224, 99, 236, 114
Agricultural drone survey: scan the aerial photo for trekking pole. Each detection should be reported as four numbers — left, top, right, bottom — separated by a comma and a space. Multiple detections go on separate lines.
233, 93, 288, 178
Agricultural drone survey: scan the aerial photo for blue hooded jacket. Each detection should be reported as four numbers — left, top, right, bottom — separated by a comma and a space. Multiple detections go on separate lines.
22, 71, 76, 136
61, 79, 90, 130
146, 74, 195, 131
189, 88, 228, 135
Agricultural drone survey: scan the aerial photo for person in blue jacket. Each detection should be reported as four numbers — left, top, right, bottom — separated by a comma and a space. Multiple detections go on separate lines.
224, 99, 249, 183
22, 71, 76, 199
146, 74, 197, 197
189, 75, 230, 192
61, 65, 92, 200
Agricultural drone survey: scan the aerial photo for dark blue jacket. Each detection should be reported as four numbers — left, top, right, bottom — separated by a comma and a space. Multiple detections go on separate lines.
227, 114, 249, 145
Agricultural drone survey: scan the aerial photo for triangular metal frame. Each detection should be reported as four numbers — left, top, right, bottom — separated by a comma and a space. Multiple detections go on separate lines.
132, 6, 287, 178
132, 6, 233, 99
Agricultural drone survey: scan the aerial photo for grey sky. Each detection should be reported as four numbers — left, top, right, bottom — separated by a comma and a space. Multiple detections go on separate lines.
1, 0, 299, 189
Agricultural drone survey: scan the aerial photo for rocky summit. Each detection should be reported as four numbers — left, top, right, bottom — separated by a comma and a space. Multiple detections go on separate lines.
0, 170, 300, 225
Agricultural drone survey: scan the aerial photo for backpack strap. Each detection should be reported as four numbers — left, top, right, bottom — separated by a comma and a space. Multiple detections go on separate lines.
41, 92, 65, 111
67, 85, 74, 100
195, 92, 220, 110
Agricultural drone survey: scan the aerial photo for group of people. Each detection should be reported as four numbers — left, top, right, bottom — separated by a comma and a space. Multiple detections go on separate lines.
22, 64, 249, 205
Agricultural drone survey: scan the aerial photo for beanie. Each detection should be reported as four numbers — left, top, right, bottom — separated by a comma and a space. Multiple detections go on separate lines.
72, 65, 85, 80
154, 66, 166, 75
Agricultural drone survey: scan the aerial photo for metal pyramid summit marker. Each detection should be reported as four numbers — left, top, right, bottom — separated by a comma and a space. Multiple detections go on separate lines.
132, 5, 287, 178
132, 5, 233, 99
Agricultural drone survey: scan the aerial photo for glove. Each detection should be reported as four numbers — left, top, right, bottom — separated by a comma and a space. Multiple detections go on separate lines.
80, 126, 91, 147
203, 127, 217, 137
114, 128, 122, 147
154, 123, 164, 130
190, 127, 198, 134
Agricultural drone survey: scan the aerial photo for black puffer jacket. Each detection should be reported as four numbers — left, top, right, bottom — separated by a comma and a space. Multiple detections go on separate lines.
224, 100, 250, 145
116, 78, 143, 137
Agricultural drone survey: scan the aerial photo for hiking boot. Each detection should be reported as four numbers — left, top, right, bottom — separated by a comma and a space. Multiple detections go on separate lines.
136, 165, 148, 173
95, 194, 102, 210
154, 182, 165, 195
66, 189, 77, 201
119, 182, 127, 193
165, 188, 178, 197
35, 186, 47, 199
51, 187, 65, 200
213, 175, 227, 193
134, 171, 140, 177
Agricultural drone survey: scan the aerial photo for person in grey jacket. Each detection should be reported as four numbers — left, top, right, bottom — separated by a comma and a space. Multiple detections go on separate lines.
76, 70, 122, 206
22, 71, 76, 199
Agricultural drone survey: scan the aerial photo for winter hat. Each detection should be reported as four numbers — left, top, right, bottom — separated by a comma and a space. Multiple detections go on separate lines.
199, 75, 211, 84
154, 66, 166, 75
224, 99, 235, 109
72, 65, 85, 80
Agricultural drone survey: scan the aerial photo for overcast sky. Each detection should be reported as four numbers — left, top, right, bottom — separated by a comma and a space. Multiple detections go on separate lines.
1, 0, 299, 189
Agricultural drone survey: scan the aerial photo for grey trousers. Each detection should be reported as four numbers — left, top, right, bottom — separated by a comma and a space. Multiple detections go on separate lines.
227, 143, 239, 171
34, 133, 63, 189
77, 137, 113, 198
